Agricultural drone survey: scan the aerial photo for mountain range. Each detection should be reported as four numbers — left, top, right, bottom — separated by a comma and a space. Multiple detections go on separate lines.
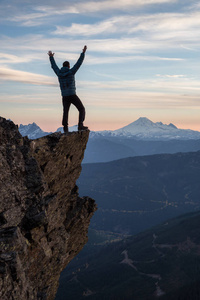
19, 117, 200, 141
18, 117, 200, 163
19, 122, 52, 139
19, 123, 76, 139
90, 117, 200, 140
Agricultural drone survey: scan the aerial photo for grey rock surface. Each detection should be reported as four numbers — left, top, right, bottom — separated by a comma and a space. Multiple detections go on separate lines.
0, 117, 96, 300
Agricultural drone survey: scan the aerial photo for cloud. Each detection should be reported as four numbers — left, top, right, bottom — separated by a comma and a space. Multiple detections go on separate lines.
180, 45, 198, 51
66, 0, 178, 14
156, 74, 185, 78
54, 20, 116, 36
0, 38, 183, 77
0, 67, 56, 86
0, 53, 37, 64
2, 3, 200, 57
187, 2, 200, 11
10, 12, 48, 26
3, 0, 178, 26
83, 89, 200, 110
0, 33, 191, 58
90, 55, 183, 65
1, 64, 199, 96
78, 77, 200, 96
53, 11, 200, 41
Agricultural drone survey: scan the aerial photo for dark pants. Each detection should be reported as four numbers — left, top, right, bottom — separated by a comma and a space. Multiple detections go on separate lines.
62, 94, 85, 127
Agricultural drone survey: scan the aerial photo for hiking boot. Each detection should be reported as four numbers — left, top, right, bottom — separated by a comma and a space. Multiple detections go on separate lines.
63, 125, 68, 133
78, 124, 88, 131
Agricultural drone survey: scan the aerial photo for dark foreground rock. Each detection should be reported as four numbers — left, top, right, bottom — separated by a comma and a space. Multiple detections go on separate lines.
0, 117, 96, 300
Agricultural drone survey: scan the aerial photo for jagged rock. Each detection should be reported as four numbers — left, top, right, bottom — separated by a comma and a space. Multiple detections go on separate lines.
0, 117, 96, 300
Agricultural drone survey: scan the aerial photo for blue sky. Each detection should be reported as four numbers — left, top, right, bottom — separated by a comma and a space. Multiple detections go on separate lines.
1, 0, 200, 131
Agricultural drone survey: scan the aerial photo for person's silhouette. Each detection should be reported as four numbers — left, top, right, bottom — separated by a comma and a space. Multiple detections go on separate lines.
48, 46, 88, 133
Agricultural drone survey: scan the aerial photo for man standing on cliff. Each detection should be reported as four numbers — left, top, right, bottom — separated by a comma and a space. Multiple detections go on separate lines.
48, 46, 88, 133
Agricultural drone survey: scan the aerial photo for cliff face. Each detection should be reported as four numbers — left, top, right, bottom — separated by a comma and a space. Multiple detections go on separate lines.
0, 117, 96, 300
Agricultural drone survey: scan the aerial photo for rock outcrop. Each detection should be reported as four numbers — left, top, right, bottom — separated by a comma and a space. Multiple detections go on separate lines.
0, 117, 96, 300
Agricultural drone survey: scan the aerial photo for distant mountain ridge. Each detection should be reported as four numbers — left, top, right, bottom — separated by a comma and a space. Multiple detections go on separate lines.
18, 118, 200, 163
19, 122, 52, 139
91, 117, 200, 140
18, 117, 200, 141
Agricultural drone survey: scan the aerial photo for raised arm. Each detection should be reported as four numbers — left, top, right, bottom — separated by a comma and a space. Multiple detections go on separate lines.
48, 51, 60, 76
82, 45, 87, 53
70, 45, 87, 75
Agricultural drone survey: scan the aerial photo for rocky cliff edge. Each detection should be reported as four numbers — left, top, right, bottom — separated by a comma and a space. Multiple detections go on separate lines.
0, 117, 96, 300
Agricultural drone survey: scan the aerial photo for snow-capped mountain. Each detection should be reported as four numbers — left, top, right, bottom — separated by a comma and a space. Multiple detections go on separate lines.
91, 117, 200, 140
19, 123, 78, 139
19, 123, 52, 139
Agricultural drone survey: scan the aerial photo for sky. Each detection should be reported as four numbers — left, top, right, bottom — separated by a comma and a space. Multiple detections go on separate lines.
1, 0, 200, 132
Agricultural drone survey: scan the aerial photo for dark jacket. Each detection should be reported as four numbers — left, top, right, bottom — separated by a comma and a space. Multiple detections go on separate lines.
49, 52, 85, 96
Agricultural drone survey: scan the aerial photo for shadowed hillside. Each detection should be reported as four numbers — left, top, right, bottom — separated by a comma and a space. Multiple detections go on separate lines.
56, 210, 200, 300
78, 151, 200, 235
